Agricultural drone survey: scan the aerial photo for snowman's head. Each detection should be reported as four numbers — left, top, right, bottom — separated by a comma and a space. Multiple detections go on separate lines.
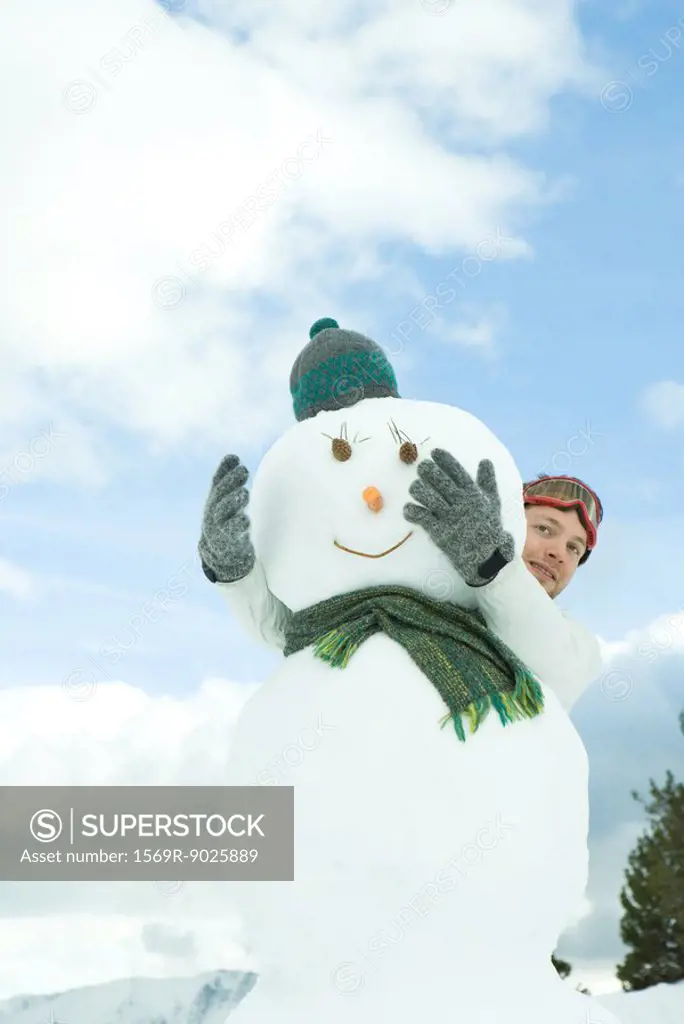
249, 396, 526, 611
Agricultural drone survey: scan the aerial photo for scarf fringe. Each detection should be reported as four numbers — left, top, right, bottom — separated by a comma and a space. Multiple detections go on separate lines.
313, 627, 359, 668
439, 668, 545, 742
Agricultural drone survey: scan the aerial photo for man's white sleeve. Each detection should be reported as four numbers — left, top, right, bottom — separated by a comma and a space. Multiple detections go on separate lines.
215, 561, 290, 651
474, 558, 604, 712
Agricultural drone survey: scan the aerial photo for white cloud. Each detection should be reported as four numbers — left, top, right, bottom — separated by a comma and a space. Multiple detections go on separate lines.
0, 0, 601, 474
446, 319, 498, 349
596, 606, 684, 676
141, 920, 197, 960
640, 380, 684, 429
596, 635, 628, 664
0, 677, 259, 999
432, 306, 506, 354
0, 559, 35, 600
0, 678, 259, 786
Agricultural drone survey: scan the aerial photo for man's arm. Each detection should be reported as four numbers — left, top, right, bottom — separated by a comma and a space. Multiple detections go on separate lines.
215, 560, 290, 652
474, 558, 604, 712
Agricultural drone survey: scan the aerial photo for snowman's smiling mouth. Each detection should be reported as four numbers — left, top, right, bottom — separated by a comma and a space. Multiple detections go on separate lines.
333, 531, 413, 558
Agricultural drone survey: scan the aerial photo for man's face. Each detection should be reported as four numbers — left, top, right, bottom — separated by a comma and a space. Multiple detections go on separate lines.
522, 504, 588, 598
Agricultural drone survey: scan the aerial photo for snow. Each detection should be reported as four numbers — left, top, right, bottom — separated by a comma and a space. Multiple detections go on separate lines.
597, 981, 684, 1023
0, 969, 680, 1023
223, 395, 623, 1022
0, 970, 256, 1024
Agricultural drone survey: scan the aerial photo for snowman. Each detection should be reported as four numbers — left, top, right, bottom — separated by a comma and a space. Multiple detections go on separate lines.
200, 318, 620, 1024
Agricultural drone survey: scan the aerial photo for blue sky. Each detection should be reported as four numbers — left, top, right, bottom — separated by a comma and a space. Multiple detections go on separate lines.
1, 0, 684, 999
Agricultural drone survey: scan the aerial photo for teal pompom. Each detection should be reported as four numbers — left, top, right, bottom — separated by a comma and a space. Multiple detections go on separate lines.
309, 317, 339, 339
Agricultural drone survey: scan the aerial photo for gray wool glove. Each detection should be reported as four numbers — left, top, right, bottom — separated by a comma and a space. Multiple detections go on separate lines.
198, 454, 256, 584
403, 449, 515, 587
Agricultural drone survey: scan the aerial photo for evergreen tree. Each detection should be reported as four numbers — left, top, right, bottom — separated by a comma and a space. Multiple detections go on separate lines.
616, 711, 684, 991
551, 953, 591, 994
552, 954, 572, 979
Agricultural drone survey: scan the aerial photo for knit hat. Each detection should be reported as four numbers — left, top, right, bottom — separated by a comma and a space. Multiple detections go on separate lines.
290, 317, 399, 421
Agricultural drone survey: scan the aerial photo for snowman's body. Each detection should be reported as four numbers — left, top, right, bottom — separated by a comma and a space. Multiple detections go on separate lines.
224, 397, 620, 1023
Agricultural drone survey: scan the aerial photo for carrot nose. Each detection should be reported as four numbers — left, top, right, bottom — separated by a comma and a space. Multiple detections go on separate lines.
362, 486, 383, 512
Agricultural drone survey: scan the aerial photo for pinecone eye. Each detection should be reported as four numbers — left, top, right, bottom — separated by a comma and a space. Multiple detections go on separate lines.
399, 441, 418, 464
332, 438, 352, 461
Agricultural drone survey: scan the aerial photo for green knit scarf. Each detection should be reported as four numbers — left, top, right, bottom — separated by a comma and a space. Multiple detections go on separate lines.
283, 585, 544, 742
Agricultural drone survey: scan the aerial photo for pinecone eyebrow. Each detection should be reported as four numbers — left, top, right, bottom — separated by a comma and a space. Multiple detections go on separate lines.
320, 423, 371, 443
387, 419, 430, 446
388, 418, 407, 443
320, 421, 429, 446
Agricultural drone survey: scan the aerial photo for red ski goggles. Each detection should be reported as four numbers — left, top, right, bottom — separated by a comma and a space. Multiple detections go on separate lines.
522, 476, 602, 554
